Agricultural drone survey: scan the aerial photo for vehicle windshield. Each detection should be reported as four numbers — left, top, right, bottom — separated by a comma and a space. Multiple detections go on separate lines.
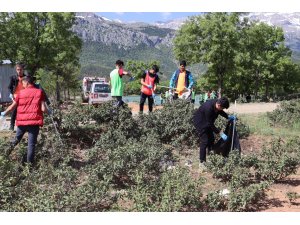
93, 84, 110, 93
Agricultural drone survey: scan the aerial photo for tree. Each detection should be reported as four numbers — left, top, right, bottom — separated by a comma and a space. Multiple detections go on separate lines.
173, 13, 242, 97
0, 12, 82, 102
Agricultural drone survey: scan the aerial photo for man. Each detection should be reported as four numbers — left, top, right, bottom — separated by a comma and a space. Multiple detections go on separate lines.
110, 60, 134, 108
193, 97, 236, 172
139, 65, 160, 114
1, 75, 49, 165
8, 63, 26, 131
169, 60, 194, 100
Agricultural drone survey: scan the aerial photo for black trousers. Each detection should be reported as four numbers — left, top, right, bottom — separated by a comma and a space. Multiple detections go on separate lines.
113, 96, 124, 108
199, 129, 215, 163
10, 107, 17, 129
140, 92, 154, 112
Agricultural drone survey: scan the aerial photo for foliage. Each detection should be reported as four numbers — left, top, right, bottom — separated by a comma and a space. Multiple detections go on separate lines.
267, 99, 300, 127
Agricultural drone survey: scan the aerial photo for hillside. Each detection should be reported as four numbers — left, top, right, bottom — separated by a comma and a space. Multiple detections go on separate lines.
73, 12, 300, 79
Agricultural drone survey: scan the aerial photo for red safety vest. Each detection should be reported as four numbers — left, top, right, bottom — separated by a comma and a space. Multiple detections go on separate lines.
16, 86, 44, 126
141, 71, 156, 95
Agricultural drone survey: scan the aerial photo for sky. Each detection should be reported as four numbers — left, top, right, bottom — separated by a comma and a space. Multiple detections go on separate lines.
97, 12, 202, 23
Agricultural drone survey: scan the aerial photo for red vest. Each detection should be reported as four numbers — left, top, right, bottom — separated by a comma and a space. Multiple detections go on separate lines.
141, 72, 156, 95
16, 86, 44, 126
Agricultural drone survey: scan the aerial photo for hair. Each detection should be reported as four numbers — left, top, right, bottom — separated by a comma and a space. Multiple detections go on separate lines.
179, 60, 187, 67
217, 97, 230, 109
15, 62, 25, 69
21, 75, 34, 84
115, 60, 124, 67
151, 64, 159, 73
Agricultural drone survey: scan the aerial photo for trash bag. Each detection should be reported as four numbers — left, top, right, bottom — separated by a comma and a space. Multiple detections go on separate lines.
213, 120, 241, 157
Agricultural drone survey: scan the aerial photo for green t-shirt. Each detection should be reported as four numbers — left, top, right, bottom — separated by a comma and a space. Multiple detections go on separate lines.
110, 69, 123, 96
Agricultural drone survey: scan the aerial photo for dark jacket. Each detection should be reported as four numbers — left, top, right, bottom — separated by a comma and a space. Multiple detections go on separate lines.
8, 74, 22, 94
193, 99, 228, 135
8, 74, 50, 105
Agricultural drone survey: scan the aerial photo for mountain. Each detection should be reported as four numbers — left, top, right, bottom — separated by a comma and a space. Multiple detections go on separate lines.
73, 12, 300, 79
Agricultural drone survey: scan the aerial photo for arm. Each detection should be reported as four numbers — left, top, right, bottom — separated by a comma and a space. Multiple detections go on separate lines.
3, 101, 17, 115
41, 101, 49, 114
153, 75, 160, 91
8, 76, 14, 94
219, 110, 229, 119
169, 71, 177, 88
140, 72, 149, 87
187, 72, 194, 89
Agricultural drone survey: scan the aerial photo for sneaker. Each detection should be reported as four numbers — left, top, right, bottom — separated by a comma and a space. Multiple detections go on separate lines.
198, 162, 207, 173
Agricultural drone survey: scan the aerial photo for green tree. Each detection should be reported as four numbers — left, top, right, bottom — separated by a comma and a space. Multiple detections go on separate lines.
173, 13, 242, 96
0, 12, 82, 102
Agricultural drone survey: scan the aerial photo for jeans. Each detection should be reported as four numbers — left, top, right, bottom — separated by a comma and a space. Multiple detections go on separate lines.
139, 92, 154, 112
11, 125, 40, 164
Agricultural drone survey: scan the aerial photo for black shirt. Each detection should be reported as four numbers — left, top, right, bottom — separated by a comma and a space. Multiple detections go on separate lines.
193, 99, 228, 135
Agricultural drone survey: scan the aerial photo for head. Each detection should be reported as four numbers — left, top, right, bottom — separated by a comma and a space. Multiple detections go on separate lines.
115, 59, 124, 69
179, 60, 187, 72
21, 75, 34, 88
15, 63, 25, 77
215, 97, 230, 111
149, 64, 159, 74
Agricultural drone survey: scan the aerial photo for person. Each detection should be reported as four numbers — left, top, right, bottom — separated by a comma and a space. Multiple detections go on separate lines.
204, 90, 211, 102
169, 60, 194, 100
211, 90, 217, 99
7, 63, 26, 131
110, 60, 134, 108
139, 65, 160, 113
1, 75, 49, 165
193, 97, 236, 172
191, 87, 196, 104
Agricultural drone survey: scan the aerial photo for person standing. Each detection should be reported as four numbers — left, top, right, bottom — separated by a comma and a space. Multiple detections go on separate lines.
110, 60, 134, 108
193, 97, 236, 172
139, 65, 160, 113
7, 63, 26, 131
169, 60, 194, 100
1, 75, 49, 165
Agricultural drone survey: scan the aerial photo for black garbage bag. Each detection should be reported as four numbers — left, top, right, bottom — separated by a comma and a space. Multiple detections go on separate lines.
213, 120, 241, 157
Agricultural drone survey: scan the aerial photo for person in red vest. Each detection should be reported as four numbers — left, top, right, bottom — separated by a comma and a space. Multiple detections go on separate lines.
1, 75, 49, 164
139, 65, 160, 114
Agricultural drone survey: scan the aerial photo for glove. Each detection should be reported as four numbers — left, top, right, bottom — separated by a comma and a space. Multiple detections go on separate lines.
47, 108, 53, 116
129, 76, 135, 82
147, 85, 153, 89
152, 93, 156, 98
1, 111, 6, 117
9, 94, 13, 100
169, 89, 173, 94
220, 132, 228, 141
228, 115, 237, 121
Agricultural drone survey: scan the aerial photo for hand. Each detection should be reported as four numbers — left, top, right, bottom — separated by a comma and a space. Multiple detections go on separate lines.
9, 94, 13, 100
129, 76, 135, 82
1, 111, 6, 117
169, 89, 173, 94
228, 115, 237, 121
152, 93, 156, 98
220, 132, 228, 141
147, 84, 153, 89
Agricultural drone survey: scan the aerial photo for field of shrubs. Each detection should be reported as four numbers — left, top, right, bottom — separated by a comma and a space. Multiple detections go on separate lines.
0, 99, 300, 212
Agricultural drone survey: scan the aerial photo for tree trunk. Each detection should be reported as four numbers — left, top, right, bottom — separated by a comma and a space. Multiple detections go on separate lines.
56, 73, 60, 103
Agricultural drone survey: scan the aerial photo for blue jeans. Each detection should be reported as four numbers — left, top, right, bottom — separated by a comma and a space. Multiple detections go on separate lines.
12, 125, 40, 164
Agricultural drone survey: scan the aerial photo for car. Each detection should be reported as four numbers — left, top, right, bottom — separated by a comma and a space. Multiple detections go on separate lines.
88, 81, 112, 105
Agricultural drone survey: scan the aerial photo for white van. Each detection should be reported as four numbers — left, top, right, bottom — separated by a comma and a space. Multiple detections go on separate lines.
88, 82, 112, 105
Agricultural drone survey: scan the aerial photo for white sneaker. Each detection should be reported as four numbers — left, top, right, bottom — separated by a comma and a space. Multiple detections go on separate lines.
198, 162, 207, 173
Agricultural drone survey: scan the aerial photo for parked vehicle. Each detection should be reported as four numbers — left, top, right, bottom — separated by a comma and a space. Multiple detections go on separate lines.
82, 76, 107, 103
0, 60, 14, 105
88, 81, 112, 105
